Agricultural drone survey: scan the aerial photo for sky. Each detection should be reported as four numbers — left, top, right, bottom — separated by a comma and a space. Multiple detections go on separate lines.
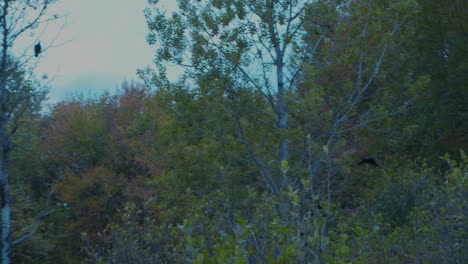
16, 0, 165, 104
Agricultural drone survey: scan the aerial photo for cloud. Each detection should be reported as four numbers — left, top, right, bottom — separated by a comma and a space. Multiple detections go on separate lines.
21, 0, 154, 103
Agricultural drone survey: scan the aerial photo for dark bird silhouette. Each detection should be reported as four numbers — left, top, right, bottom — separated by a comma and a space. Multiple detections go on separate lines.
357, 157, 380, 167
34, 42, 41, 57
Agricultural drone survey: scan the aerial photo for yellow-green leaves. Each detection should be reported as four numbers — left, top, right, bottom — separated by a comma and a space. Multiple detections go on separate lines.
323, 145, 329, 155
280, 159, 289, 171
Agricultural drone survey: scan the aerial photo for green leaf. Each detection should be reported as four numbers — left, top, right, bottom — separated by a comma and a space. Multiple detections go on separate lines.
323, 145, 329, 155
280, 160, 289, 171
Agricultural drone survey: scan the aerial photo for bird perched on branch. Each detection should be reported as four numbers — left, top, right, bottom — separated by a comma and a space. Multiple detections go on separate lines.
34, 41, 41, 57
357, 157, 380, 167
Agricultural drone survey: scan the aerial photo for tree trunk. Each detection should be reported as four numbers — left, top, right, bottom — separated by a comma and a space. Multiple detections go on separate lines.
276, 51, 288, 187
277, 64, 288, 163
0, 145, 10, 264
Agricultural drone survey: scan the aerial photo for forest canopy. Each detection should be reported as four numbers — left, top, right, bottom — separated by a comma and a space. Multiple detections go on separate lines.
2, 0, 466, 263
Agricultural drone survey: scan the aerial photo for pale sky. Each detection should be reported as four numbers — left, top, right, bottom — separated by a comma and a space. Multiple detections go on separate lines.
17, 0, 164, 103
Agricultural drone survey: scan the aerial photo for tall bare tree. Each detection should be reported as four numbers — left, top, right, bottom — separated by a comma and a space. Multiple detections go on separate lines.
0, 1, 59, 263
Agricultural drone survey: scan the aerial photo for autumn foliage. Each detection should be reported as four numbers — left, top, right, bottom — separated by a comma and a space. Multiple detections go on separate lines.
7, 0, 467, 263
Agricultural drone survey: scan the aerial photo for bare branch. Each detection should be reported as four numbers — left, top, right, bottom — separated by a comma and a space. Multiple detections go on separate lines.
12, 183, 57, 246
228, 98, 279, 195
